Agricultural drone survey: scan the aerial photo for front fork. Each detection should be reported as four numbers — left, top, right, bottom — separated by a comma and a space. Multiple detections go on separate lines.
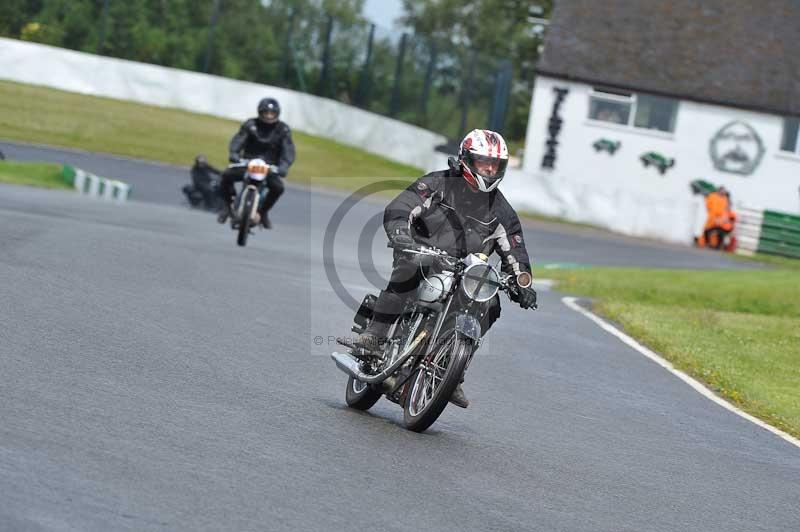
235, 185, 262, 224
455, 313, 481, 343
422, 298, 482, 375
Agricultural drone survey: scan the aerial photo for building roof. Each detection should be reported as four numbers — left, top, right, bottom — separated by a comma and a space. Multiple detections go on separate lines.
537, 0, 800, 117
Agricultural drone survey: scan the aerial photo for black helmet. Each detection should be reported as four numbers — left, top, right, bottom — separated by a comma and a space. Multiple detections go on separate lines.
257, 98, 280, 124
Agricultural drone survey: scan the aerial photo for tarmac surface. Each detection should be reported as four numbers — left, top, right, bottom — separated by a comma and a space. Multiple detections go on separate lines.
0, 141, 797, 531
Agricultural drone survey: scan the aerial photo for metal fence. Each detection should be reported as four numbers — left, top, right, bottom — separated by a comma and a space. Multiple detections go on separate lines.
217, 6, 515, 141
2, 0, 515, 143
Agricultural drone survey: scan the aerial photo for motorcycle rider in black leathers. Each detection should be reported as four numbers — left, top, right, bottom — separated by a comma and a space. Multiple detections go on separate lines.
217, 97, 296, 229
189, 154, 222, 208
344, 129, 538, 408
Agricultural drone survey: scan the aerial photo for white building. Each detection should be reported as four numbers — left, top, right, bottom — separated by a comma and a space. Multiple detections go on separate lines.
506, 0, 800, 244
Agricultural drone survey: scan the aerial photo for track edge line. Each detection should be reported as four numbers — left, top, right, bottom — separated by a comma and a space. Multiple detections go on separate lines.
561, 296, 800, 450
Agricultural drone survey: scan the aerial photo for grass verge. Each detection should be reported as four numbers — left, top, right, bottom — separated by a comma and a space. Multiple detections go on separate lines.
0, 160, 71, 190
545, 266, 800, 438
0, 80, 420, 192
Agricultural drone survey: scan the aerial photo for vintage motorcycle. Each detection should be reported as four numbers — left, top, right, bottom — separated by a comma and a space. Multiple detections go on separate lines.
330, 244, 535, 432
226, 159, 270, 247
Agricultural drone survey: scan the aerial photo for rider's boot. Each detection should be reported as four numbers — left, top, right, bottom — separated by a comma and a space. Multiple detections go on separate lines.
260, 209, 272, 229
338, 319, 390, 354
449, 382, 469, 409
337, 290, 404, 357
217, 201, 232, 224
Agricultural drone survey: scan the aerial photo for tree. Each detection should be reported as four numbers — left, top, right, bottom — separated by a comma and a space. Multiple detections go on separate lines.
0, 0, 45, 38
400, 0, 553, 141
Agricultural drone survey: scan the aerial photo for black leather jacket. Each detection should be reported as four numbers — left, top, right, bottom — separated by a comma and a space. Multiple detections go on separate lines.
228, 118, 296, 177
383, 167, 532, 277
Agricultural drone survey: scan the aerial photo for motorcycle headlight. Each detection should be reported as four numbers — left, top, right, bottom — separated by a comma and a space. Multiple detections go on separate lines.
461, 263, 501, 302
247, 159, 269, 182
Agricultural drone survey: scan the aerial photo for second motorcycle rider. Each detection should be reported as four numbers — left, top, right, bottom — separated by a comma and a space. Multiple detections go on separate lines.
218, 97, 296, 229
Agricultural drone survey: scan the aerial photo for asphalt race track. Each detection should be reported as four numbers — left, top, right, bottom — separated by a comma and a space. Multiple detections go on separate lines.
1, 142, 798, 532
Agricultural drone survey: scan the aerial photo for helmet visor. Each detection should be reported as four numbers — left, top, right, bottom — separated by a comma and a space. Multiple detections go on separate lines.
259, 110, 278, 123
465, 153, 508, 183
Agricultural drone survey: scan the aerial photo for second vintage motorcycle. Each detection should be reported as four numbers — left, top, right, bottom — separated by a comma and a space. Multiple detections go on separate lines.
225, 158, 270, 247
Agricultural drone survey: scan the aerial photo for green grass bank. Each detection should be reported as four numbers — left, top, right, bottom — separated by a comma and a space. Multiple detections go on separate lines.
0, 160, 71, 190
0, 80, 421, 192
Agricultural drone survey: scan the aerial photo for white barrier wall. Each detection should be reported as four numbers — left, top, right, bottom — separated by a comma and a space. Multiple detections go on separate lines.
510, 75, 800, 244
0, 37, 450, 172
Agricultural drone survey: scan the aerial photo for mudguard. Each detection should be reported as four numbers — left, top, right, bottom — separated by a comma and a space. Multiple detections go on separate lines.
455, 313, 481, 341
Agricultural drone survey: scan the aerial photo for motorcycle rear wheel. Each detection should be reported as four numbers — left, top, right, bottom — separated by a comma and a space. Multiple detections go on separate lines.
343, 314, 408, 411
345, 376, 382, 410
403, 333, 471, 432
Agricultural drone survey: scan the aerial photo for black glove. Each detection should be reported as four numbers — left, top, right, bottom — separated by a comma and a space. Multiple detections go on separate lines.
510, 283, 538, 310
228, 153, 241, 163
389, 227, 415, 249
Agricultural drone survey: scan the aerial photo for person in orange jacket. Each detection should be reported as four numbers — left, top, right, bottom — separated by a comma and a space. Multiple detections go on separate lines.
697, 186, 737, 250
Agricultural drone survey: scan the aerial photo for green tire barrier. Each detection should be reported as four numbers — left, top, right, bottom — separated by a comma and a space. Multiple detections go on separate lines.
61, 164, 131, 202
60, 164, 76, 185
735, 208, 800, 259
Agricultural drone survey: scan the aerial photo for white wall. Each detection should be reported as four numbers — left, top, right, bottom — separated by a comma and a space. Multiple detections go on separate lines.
0, 37, 450, 172
506, 75, 800, 243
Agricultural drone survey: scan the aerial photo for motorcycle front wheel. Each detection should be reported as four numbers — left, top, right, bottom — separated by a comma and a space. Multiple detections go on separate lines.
403, 333, 471, 432
237, 191, 254, 247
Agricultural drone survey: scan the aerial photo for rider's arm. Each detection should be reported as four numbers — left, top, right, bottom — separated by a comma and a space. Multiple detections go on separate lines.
493, 198, 532, 278
382, 176, 439, 238
228, 121, 251, 161
274, 125, 296, 177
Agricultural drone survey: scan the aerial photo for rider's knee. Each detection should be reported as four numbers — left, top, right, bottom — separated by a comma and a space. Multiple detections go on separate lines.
479, 296, 501, 335
387, 262, 422, 294
268, 177, 285, 195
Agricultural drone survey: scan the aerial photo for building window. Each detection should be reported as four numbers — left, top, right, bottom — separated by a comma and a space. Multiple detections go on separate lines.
781, 117, 800, 154
589, 88, 678, 133
634, 95, 678, 132
589, 89, 632, 125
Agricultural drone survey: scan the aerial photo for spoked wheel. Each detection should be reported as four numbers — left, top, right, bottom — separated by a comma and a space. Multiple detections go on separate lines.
345, 375, 382, 410
237, 191, 254, 247
403, 333, 472, 432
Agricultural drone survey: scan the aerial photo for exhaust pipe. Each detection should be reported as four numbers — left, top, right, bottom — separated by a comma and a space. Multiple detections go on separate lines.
330, 330, 427, 384
331, 352, 373, 381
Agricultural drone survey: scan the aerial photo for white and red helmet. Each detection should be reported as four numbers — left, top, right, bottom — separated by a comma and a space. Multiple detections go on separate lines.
459, 129, 509, 192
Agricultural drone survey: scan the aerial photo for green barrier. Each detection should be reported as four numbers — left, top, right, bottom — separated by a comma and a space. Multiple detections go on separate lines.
757, 240, 800, 259
755, 209, 800, 259
764, 210, 800, 226
60, 164, 76, 186
759, 227, 800, 247
58, 164, 132, 201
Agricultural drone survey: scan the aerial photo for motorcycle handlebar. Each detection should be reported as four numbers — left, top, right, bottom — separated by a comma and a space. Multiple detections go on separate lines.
389, 242, 538, 310
387, 241, 447, 255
